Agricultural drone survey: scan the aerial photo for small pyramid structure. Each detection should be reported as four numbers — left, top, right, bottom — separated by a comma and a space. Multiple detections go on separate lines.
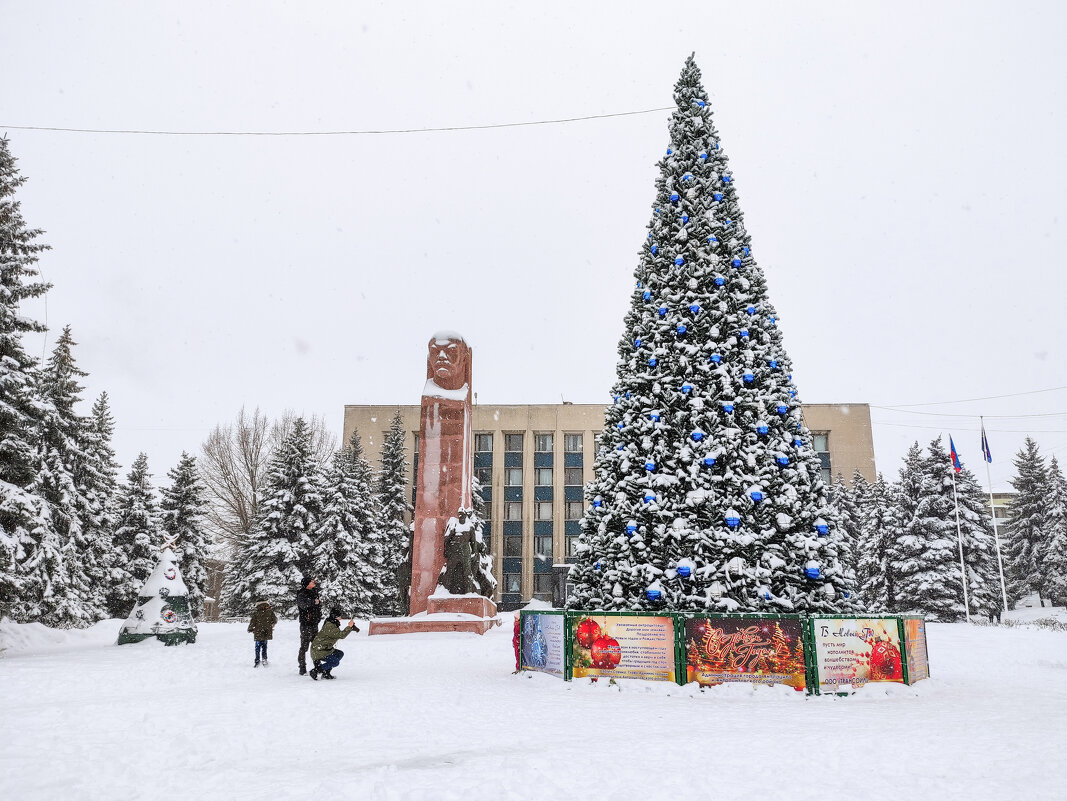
117, 547, 197, 645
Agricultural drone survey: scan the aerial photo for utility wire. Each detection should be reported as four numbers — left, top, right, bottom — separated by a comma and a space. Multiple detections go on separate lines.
871, 419, 1067, 434
870, 406, 1067, 419
0, 107, 674, 137
880, 384, 1067, 408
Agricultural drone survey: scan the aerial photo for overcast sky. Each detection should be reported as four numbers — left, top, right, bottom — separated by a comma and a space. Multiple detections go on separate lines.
4, 1, 1066, 492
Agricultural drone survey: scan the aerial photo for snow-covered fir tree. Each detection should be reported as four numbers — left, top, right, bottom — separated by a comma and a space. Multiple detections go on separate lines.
953, 463, 1004, 621
892, 439, 967, 620
226, 417, 322, 616
0, 137, 53, 620
828, 473, 861, 600
312, 429, 383, 618
567, 56, 851, 613
80, 392, 121, 616
107, 453, 161, 617
1042, 456, 1067, 607
1005, 437, 1048, 606
374, 410, 412, 616
855, 474, 902, 610
161, 452, 211, 620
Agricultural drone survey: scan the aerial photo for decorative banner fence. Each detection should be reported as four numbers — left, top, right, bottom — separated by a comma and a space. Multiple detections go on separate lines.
519, 610, 929, 695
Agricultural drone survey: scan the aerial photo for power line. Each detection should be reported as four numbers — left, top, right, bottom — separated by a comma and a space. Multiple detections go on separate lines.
880, 384, 1067, 408
0, 106, 674, 137
870, 406, 1067, 419
871, 419, 1067, 434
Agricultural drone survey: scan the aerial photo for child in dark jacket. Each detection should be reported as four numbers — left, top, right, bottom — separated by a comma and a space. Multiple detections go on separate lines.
248, 601, 278, 667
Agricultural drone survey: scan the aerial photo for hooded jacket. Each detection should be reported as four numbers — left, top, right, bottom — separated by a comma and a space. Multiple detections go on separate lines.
247, 601, 278, 640
295, 584, 322, 631
310, 618, 354, 662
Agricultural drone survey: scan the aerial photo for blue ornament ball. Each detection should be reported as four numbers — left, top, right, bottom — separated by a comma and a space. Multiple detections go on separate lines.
702, 456, 716, 466
666, 148, 672, 155
776, 456, 790, 466
805, 566, 822, 579
739, 329, 750, 339
769, 359, 778, 369
644, 460, 655, 471
746, 306, 756, 316
733, 258, 743, 268
681, 215, 689, 224
707, 235, 718, 244
697, 100, 706, 108
691, 431, 704, 441
723, 403, 735, 413
756, 424, 769, 434
714, 192, 724, 202
644, 493, 656, 504
650, 245, 658, 254
595, 561, 602, 570
725, 514, 740, 528
777, 405, 789, 414
689, 304, 700, 315
709, 353, 722, 364
646, 589, 662, 601
670, 193, 679, 203
649, 357, 657, 367
674, 256, 684, 266
650, 412, 660, 422
714, 276, 725, 287
677, 325, 687, 336
699, 152, 708, 160
635, 338, 642, 347
743, 372, 755, 383
750, 490, 764, 502
683, 173, 693, 181
743, 246, 750, 256
677, 564, 692, 578
626, 521, 637, 533
681, 382, 693, 393
723, 175, 732, 183
642, 290, 651, 301
815, 522, 830, 535
617, 422, 625, 430
658, 306, 667, 317
594, 497, 603, 508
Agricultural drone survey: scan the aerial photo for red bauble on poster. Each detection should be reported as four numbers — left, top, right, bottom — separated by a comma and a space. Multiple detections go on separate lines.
591, 636, 622, 669
576, 618, 602, 649
869, 640, 903, 681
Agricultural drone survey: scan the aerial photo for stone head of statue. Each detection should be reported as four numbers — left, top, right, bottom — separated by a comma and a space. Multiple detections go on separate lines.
426, 332, 471, 391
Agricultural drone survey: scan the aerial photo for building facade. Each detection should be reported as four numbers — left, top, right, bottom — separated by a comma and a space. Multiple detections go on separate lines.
343, 402, 877, 610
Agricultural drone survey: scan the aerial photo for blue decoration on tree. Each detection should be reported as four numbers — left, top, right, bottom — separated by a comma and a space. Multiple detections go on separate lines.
650, 412, 660, 422
702, 456, 716, 466
714, 192, 724, 202
725, 513, 740, 528
593, 497, 603, 508
714, 276, 725, 286
723, 175, 732, 183
681, 215, 689, 224
595, 561, 602, 570
677, 564, 692, 578
769, 359, 778, 369
776, 405, 789, 414
646, 589, 662, 602
635, 338, 642, 347
681, 383, 693, 393
617, 421, 625, 430
644, 460, 655, 472
674, 256, 684, 266
750, 490, 764, 502
699, 152, 707, 160
805, 566, 822, 579
650, 245, 658, 254
676, 324, 687, 335
683, 173, 693, 181
739, 329, 749, 339
762, 589, 772, 600
733, 258, 743, 268
756, 424, 769, 435
691, 431, 704, 441
649, 357, 657, 367
747, 306, 757, 316
776, 455, 790, 466
689, 304, 700, 315
790, 389, 797, 398
724, 218, 732, 225
742, 246, 750, 256
697, 100, 706, 108
658, 306, 668, 317
666, 148, 672, 155
815, 519, 830, 536
793, 438, 803, 448
743, 372, 755, 383
643, 492, 656, 504
642, 290, 651, 301
709, 353, 721, 364
707, 235, 718, 244
626, 521, 637, 534
723, 403, 734, 413
670, 193, 679, 203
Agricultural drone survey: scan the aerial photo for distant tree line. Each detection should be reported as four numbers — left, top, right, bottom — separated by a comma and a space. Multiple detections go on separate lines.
828, 436, 1067, 620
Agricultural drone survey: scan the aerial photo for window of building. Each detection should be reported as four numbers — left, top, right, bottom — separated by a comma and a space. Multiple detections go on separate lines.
566, 535, 580, 557
505, 502, 523, 521
534, 432, 554, 453
505, 467, 523, 487
505, 433, 524, 452
534, 534, 553, 560
475, 433, 493, 453
813, 433, 831, 486
564, 466, 583, 486
535, 501, 553, 521
503, 572, 521, 594
564, 433, 583, 453
503, 536, 522, 557
565, 501, 583, 520
535, 467, 553, 486
532, 573, 553, 600
475, 465, 492, 487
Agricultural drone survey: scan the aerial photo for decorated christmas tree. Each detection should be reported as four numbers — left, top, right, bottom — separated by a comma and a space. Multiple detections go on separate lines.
567, 55, 851, 613
117, 546, 197, 645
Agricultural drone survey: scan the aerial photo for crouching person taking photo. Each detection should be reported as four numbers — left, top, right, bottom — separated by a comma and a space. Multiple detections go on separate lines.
309, 608, 359, 680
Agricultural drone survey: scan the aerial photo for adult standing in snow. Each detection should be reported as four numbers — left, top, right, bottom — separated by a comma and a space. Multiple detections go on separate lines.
295, 575, 321, 675
309, 608, 358, 680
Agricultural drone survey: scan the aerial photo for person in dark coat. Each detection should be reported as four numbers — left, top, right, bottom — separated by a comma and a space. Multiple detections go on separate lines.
247, 600, 278, 667
309, 607, 358, 681
295, 575, 321, 675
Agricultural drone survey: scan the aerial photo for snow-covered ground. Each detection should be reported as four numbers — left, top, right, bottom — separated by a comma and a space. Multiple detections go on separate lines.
1, 614, 1065, 801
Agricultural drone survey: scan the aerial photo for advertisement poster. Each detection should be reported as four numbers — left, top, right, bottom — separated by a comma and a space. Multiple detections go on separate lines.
521, 613, 565, 677
811, 617, 904, 692
903, 617, 930, 684
570, 615, 676, 682
683, 617, 807, 690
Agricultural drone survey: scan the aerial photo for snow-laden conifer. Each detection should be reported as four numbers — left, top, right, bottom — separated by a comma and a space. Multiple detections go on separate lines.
568, 56, 850, 613
855, 474, 902, 610
1042, 456, 1067, 608
312, 429, 384, 618
161, 452, 211, 620
1005, 437, 1048, 605
952, 463, 1004, 621
375, 410, 412, 616
107, 453, 161, 617
81, 392, 120, 615
226, 418, 321, 616
828, 473, 861, 599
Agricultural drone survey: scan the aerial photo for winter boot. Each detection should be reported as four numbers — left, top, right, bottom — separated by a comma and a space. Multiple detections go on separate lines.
299, 666, 307, 676
262, 659, 269, 667
310, 661, 321, 680
322, 669, 335, 680
254, 661, 260, 668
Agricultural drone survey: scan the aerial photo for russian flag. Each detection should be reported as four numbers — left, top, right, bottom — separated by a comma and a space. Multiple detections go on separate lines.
950, 436, 963, 473
981, 422, 993, 463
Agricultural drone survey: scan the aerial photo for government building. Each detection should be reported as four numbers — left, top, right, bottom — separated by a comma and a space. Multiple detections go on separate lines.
343, 403, 877, 610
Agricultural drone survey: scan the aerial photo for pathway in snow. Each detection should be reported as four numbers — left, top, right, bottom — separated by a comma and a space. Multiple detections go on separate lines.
1, 616, 1065, 800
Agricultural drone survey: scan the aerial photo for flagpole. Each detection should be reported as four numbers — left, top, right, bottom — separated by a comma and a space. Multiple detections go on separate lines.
950, 464, 972, 623
982, 416, 1010, 619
